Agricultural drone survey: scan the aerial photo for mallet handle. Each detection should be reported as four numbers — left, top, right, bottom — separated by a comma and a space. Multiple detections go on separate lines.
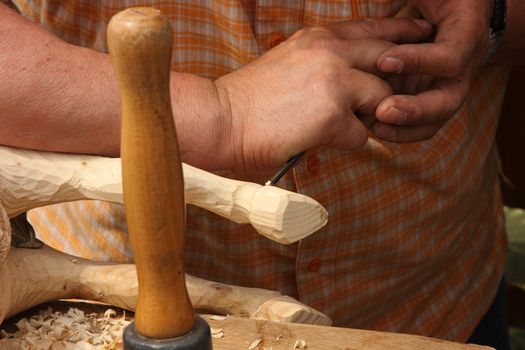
107, 8, 194, 339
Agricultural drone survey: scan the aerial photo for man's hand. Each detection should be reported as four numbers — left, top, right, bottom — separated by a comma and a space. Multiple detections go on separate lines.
373, 0, 494, 142
214, 18, 432, 174
0, 2, 431, 174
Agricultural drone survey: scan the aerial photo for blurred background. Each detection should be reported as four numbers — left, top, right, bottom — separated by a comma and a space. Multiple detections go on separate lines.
496, 65, 525, 350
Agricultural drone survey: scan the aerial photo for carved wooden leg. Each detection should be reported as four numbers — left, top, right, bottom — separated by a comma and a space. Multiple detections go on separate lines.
0, 145, 327, 244
0, 245, 331, 326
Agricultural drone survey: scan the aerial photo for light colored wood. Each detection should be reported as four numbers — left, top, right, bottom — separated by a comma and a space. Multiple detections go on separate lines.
1, 302, 492, 350
183, 163, 328, 244
0, 203, 9, 264
0, 145, 327, 244
202, 315, 494, 350
0, 245, 331, 327
107, 7, 193, 338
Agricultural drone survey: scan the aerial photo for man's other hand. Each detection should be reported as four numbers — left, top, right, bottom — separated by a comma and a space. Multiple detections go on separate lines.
374, 0, 493, 142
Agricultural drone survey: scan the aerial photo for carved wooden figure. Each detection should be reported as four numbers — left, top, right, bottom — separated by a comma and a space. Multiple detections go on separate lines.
0, 145, 330, 327
0, 145, 327, 244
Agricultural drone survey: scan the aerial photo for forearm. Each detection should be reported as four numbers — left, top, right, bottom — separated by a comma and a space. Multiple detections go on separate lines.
0, 4, 229, 169
0, 4, 121, 156
491, 0, 525, 65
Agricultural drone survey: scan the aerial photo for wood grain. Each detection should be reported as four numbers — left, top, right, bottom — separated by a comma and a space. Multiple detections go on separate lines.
203, 315, 494, 350
0, 245, 331, 327
107, 7, 193, 338
0, 145, 327, 244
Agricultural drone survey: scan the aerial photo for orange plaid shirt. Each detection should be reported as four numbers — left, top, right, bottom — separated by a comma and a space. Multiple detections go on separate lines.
9, 0, 509, 342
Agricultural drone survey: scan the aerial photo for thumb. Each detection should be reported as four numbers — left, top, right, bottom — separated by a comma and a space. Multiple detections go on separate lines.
377, 11, 482, 76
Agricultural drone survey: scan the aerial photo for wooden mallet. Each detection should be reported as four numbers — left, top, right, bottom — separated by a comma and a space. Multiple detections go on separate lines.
107, 7, 212, 350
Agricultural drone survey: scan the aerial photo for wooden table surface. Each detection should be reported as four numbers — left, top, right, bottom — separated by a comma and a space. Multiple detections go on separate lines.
0, 301, 493, 350
202, 315, 492, 350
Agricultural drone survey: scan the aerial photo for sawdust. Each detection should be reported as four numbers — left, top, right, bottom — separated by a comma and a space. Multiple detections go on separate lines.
293, 338, 307, 348
247, 337, 263, 349
0, 307, 130, 349
210, 327, 224, 339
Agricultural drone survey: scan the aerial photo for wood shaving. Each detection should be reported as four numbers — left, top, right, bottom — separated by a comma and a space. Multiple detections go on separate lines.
210, 327, 224, 339
293, 338, 307, 349
209, 315, 226, 321
247, 337, 262, 349
0, 307, 130, 349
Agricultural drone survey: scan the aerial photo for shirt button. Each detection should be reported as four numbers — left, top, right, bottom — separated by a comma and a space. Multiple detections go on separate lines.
306, 154, 320, 176
268, 32, 287, 48
306, 257, 322, 272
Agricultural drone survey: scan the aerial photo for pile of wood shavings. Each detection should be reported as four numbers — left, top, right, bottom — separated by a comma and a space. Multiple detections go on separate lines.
0, 307, 130, 349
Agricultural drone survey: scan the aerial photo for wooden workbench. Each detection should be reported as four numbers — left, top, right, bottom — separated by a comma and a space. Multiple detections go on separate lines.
0, 301, 493, 350
201, 315, 492, 350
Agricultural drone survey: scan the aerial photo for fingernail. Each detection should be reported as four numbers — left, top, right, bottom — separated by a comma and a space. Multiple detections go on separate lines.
413, 19, 432, 29
380, 57, 404, 73
383, 107, 406, 124
373, 124, 396, 140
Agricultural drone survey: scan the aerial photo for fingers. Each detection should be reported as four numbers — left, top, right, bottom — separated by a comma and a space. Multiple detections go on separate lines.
348, 69, 393, 116
331, 71, 392, 149
358, 115, 376, 129
327, 39, 404, 76
331, 115, 369, 149
395, 74, 434, 95
372, 121, 446, 143
376, 10, 483, 76
376, 73, 469, 125
377, 41, 472, 77
372, 73, 470, 142
326, 17, 433, 44
292, 19, 432, 77
338, 39, 396, 75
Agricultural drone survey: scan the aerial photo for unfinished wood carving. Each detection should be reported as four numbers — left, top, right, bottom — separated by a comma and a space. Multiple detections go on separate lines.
0, 144, 331, 328
0, 245, 331, 327
0, 204, 9, 264
0, 145, 327, 244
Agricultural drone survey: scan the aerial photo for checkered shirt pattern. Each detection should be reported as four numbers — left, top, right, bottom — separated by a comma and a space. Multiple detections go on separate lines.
8, 0, 509, 341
